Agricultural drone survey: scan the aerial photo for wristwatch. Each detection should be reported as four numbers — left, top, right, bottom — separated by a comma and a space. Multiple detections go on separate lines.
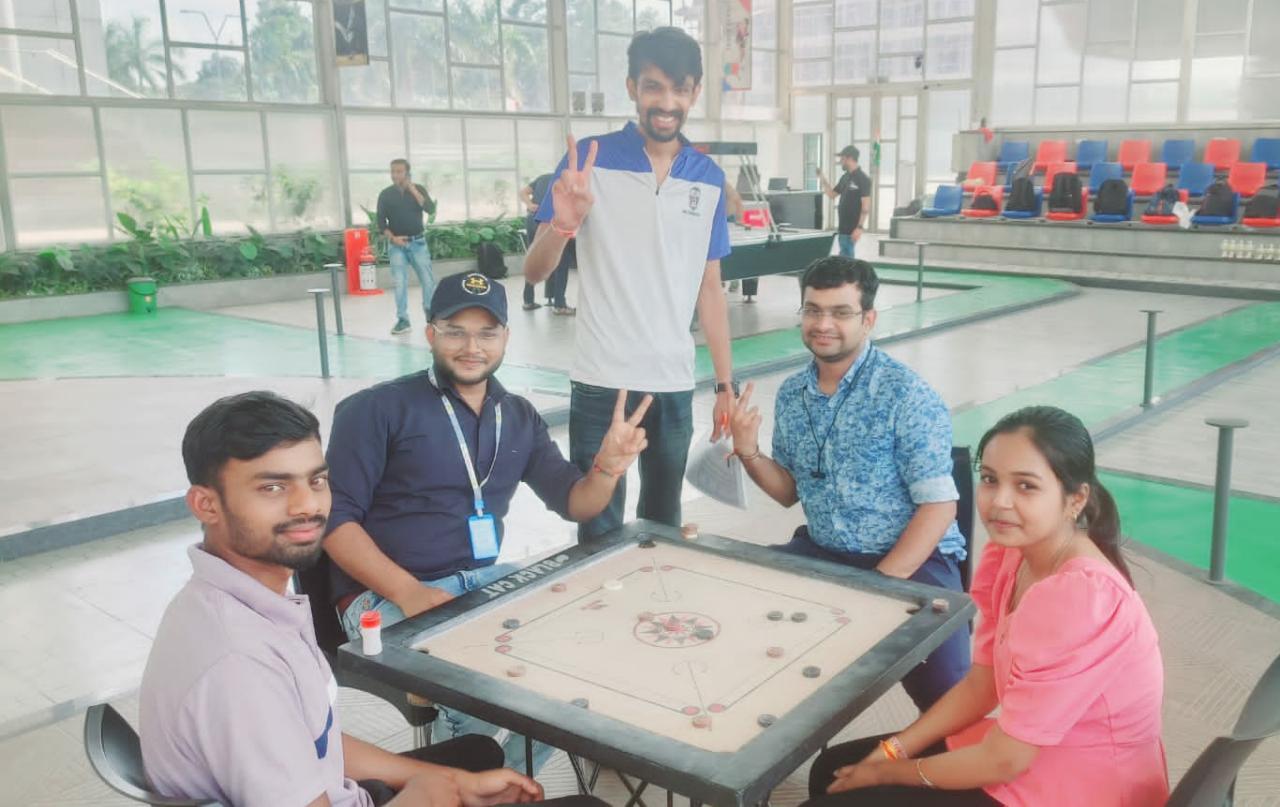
714, 381, 740, 397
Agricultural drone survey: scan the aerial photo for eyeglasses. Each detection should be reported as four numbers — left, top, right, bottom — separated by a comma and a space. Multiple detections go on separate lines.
430, 324, 505, 347
797, 306, 866, 322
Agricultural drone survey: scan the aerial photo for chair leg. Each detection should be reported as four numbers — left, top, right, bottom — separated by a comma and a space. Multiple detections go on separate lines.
413, 722, 432, 748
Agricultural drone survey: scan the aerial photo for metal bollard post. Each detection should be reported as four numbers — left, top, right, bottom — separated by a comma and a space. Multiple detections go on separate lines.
325, 262, 345, 336
914, 241, 928, 303
308, 288, 331, 379
1205, 417, 1248, 584
1139, 309, 1162, 408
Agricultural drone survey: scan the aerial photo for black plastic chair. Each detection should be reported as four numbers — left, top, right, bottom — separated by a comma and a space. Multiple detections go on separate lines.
951, 446, 975, 591
1166, 653, 1280, 806
83, 703, 219, 806
294, 551, 438, 745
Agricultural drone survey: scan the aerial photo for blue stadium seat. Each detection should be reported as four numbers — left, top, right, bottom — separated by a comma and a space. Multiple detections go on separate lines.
1192, 192, 1239, 227
1251, 138, 1280, 171
1089, 162, 1124, 193
1178, 163, 1216, 198
1075, 140, 1108, 172
1161, 139, 1196, 172
996, 141, 1030, 180
1001, 188, 1042, 219
1090, 190, 1133, 224
922, 185, 963, 217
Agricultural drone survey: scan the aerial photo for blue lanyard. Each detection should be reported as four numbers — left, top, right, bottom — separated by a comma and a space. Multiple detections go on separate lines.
440, 395, 502, 517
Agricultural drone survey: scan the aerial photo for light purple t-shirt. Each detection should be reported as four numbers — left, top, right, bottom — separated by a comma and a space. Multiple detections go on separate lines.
140, 545, 373, 807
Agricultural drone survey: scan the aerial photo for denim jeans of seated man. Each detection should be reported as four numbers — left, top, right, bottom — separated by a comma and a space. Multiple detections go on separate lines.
340, 562, 555, 774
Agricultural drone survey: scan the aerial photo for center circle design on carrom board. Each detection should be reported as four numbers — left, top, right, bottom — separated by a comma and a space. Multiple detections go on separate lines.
634, 612, 721, 648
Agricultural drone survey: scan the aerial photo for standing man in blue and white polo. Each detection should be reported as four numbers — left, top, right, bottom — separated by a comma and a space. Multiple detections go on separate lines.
377, 158, 437, 335
523, 27, 736, 540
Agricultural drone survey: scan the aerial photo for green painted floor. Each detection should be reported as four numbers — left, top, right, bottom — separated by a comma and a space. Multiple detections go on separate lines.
950, 302, 1280, 605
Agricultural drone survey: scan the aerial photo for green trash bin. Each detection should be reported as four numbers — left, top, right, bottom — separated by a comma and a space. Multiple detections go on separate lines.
126, 277, 157, 315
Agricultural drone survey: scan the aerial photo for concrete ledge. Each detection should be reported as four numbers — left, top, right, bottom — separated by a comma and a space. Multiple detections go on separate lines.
0, 255, 518, 325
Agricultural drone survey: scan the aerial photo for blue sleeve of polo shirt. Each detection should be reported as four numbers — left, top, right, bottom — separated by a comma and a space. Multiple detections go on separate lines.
325, 392, 387, 533
708, 184, 732, 260
893, 382, 959, 505
520, 412, 582, 520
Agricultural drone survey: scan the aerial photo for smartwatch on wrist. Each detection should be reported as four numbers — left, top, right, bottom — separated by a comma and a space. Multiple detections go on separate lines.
714, 381, 740, 397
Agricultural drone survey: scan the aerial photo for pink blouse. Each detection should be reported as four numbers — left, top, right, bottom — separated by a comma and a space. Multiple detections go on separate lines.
946, 543, 1169, 806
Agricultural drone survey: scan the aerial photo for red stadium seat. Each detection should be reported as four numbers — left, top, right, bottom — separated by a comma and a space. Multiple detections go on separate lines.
1204, 138, 1241, 171
962, 161, 998, 190
1033, 140, 1068, 172
1117, 140, 1152, 171
1141, 213, 1179, 225
1242, 215, 1280, 228
962, 186, 1003, 218
1227, 162, 1268, 197
1046, 189, 1089, 221
1130, 163, 1168, 197
1042, 161, 1077, 191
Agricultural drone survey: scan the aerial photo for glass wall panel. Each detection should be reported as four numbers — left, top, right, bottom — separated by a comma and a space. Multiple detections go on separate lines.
449, 0, 501, 64
1036, 2, 1085, 84
195, 174, 270, 233
171, 47, 247, 101
926, 21, 972, 80
10, 177, 108, 246
1128, 80, 1177, 122
467, 170, 518, 218
834, 29, 874, 83
391, 12, 448, 108
502, 24, 550, 112
346, 115, 406, 169
925, 89, 969, 186
995, 0, 1037, 47
502, 0, 549, 24
991, 48, 1034, 125
246, 0, 318, 103
409, 117, 466, 221
517, 118, 563, 185
188, 111, 265, 170
451, 66, 504, 110
1034, 85, 1079, 124
0, 35, 80, 96
101, 107, 191, 226
1188, 56, 1243, 121
79, 0, 169, 98
4, 0, 74, 33
340, 61, 393, 106
834, 0, 876, 28
165, 0, 245, 46
1, 106, 98, 173
267, 113, 339, 228
1080, 48, 1129, 123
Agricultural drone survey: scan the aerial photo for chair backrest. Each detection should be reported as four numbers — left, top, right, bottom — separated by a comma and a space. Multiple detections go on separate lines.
1089, 162, 1124, 192
1161, 138, 1196, 170
1251, 137, 1280, 171
1227, 162, 1268, 196
1034, 139, 1068, 167
997, 140, 1029, 164
930, 185, 963, 212
1117, 139, 1152, 171
84, 704, 220, 806
1075, 139, 1108, 171
1177, 162, 1216, 195
1042, 161, 1077, 190
293, 551, 347, 657
1204, 137, 1241, 171
1131, 162, 1169, 196
950, 446, 974, 591
966, 161, 997, 186
1166, 735, 1265, 807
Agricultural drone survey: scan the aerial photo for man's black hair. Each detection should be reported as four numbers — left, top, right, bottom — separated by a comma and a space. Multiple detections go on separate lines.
391, 158, 410, 171
182, 391, 321, 489
799, 256, 879, 312
628, 27, 703, 86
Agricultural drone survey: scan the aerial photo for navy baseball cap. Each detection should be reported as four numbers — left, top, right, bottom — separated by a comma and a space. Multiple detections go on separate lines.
429, 272, 508, 325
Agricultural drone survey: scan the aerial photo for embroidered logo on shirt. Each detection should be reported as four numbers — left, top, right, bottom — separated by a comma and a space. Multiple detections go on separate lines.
462, 273, 491, 295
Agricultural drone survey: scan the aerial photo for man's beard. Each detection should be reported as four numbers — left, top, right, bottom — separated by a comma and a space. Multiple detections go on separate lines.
639, 107, 685, 143
434, 356, 502, 387
225, 508, 327, 571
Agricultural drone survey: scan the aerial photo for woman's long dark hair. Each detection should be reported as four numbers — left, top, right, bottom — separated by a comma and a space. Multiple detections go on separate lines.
977, 406, 1133, 586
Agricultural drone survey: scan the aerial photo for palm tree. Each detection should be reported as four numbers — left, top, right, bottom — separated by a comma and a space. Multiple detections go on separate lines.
104, 16, 181, 95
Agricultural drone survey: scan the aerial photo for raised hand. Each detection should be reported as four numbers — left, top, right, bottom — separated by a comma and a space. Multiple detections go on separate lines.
550, 134, 599, 234
728, 381, 762, 456
593, 389, 653, 477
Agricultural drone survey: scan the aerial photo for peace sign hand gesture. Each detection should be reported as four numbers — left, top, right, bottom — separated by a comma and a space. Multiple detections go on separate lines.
728, 382, 762, 457
551, 134, 599, 234
593, 390, 653, 478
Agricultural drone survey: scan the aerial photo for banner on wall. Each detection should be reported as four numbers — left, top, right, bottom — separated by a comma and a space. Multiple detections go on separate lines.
334, 0, 370, 67
721, 0, 752, 91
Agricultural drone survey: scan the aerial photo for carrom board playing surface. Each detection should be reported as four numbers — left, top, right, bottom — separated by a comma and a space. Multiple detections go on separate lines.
340, 521, 975, 807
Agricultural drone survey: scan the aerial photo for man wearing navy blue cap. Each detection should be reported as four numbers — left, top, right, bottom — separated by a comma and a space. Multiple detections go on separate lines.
323, 272, 650, 768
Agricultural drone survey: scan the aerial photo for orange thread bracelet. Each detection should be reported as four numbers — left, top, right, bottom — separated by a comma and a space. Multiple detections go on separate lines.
552, 221, 577, 238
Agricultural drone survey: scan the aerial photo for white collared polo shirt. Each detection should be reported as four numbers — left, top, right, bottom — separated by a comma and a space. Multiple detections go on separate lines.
537, 121, 732, 392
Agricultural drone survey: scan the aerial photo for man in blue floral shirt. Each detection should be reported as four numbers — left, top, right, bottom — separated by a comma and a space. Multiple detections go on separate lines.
727, 256, 969, 710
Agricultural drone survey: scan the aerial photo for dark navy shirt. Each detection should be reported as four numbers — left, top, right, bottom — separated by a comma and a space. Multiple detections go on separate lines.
325, 370, 582, 605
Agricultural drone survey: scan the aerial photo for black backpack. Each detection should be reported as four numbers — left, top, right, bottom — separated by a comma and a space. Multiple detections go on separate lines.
1009, 156, 1035, 183
1243, 192, 1279, 219
1007, 177, 1039, 212
1200, 181, 1235, 218
972, 190, 999, 211
1145, 184, 1180, 216
1048, 173, 1083, 213
1094, 179, 1130, 215
475, 241, 508, 279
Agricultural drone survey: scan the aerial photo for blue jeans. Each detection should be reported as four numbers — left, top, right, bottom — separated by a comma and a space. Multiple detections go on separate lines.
776, 526, 971, 712
836, 233, 856, 258
390, 237, 435, 321
340, 563, 555, 774
569, 383, 694, 541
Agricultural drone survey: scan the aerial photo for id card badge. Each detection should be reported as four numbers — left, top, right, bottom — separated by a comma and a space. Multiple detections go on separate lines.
468, 513, 500, 560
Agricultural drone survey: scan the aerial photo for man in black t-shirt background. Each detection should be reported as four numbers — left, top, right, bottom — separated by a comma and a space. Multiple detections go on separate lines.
376, 158, 437, 335
817, 145, 872, 258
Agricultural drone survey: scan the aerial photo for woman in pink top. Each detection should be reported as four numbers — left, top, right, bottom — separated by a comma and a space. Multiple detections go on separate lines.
804, 406, 1168, 806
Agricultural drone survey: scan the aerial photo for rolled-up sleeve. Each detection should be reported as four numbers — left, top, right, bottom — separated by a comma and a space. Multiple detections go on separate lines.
325, 393, 387, 533
893, 382, 959, 505
521, 414, 582, 520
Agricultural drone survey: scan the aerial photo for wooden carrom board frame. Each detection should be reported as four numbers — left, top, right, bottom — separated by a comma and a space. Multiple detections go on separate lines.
339, 520, 975, 807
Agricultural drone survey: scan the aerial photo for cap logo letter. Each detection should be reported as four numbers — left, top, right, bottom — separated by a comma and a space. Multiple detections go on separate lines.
462, 273, 490, 295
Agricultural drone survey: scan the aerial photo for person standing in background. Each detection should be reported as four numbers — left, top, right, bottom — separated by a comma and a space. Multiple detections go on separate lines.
377, 158, 437, 335
519, 174, 574, 315
817, 145, 871, 258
